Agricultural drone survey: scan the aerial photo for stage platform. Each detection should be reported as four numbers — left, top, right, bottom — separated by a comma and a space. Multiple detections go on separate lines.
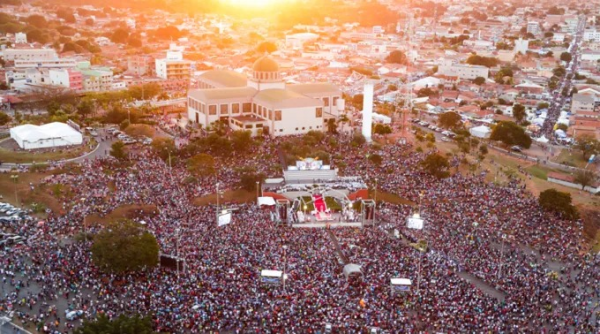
292, 222, 363, 228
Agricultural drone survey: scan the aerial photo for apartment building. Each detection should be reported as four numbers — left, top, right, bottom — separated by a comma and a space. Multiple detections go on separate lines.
1, 48, 58, 61
155, 51, 191, 80
49, 68, 83, 91
438, 62, 489, 80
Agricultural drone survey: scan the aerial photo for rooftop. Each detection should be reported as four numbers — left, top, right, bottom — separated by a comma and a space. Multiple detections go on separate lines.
189, 87, 257, 101
287, 83, 341, 96
199, 70, 247, 88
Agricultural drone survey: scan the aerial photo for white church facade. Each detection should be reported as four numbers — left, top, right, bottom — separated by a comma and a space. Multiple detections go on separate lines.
187, 55, 343, 136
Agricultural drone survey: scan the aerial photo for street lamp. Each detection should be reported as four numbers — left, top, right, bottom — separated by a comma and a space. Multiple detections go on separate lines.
282, 245, 288, 291
303, 204, 308, 219
256, 181, 260, 203
216, 183, 220, 226
81, 197, 87, 236
175, 228, 181, 283
497, 233, 507, 279
10, 174, 18, 207
373, 178, 378, 225
471, 222, 479, 243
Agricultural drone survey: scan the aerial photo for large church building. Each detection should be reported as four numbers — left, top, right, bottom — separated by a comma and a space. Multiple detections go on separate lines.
187, 55, 343, 136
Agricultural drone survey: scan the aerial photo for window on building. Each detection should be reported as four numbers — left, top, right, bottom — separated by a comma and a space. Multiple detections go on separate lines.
333, 96, 339, 106
232, 103, 240, 114
245, 124, 253, 129
201, 103, 205, 114
220, 104, 228, 115
256, 124, 263, 128
323, 97, 330, 107
275, 110, 282, 121
188, 97, 193, 107
209, 105, 217, 115
243, 103, 251, 113
316, 107, 323, 118
253, 104, 257, 113
295, 127, 298, 130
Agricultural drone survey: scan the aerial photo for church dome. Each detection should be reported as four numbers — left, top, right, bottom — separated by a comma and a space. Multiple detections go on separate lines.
252, 55, 279, 72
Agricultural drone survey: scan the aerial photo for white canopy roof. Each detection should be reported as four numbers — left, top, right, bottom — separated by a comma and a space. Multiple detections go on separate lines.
390, 278, 412, 286
11, 122, 80, 141
469, 125, 491, 138
257, 197, 276, 206
261, 270, 283, 278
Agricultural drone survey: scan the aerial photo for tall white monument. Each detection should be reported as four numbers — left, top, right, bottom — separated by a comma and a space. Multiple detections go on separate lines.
362, 82, 373, 142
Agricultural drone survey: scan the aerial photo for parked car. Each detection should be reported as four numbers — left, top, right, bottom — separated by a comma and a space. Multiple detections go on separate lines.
511, 146, 522, 152
441, 136, 451, 142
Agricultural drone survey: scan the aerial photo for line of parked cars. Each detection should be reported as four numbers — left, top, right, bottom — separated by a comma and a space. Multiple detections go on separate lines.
107, 127, 152, 145
0, 202, 29, 249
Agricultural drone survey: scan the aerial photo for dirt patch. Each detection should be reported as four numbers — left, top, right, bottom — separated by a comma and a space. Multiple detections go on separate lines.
86, 204, 159, 225
370, 190, 415, 206
193, 189, 256, 206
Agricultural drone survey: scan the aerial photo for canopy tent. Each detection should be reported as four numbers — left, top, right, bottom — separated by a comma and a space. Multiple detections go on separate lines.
257, 197, 276, 206
390, 278, 412, 294
469, 125, 491, 139
555, 129, 567, 138
535, 136, 549, 143
343, 264, 363, 280
10, 122, 82, 150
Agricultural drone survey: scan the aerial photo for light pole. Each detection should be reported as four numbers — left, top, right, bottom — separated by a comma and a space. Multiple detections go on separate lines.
81, 197, 87, 236
472, 222, 479, 244
256, 181, 260, 203
373, 178, 378, 225
418, 191, 424, 216
175, 228, 180, 283
10, 175, 18, 207
497, 233, 507, 279
216, 182, 221, 226
303, 204, 308, 221
282, 245, 288, 291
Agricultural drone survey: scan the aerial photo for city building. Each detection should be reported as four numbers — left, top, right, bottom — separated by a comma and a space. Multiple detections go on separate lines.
155, 51, 191, 81
571, 93, 595, 114
14, 32, 27, 44
437, 62, 489, 80
187, 55, 342, 137
527, 21, 541, 36
514, 38, 529, 54
127, 55, 154, 76
49, 68, 83, 91
1, 48, 58, 62
14, 58, 77, 68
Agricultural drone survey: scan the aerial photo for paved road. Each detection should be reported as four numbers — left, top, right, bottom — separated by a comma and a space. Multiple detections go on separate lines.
0, 129, 115, 172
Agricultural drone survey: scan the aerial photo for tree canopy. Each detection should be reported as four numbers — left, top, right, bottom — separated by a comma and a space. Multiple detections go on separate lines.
421, 153, 450, 179
560, 52, 572, 63
109, 141, 127, 161
573, 170, 597, 191
575, 134, 600, 160
438, 112, 462, 129
187, 153, 216, 177
74, 314, 157, 334
385, 50, 407, 64
91, 220, 159, 273
512, 104, 526, 123
466, 54, 500, 68
538, 189, 578, 220
490, 121, 532, 148
256, 41, 277, 54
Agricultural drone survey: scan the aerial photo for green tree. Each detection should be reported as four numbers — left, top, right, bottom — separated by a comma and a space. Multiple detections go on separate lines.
473, 76, 486, 85
368, 153, 383, 165
385, 50, 407, 64
187, 153, 216, 177
111, 28, 130, 44
231, 130, 253, 152
239, 172, 266, 192
421, 153, 450, 179
351, 133, 366, 146
75, 314, 157, 334
77, 98, 94, 118
26, 15, 47, 28
109, 141, 127, 161
124, 124, 155, 138
573, 170, 597, 191
417, 87, 437, 97
575, 134, 600, 160
373, 123, 392, 135
327, 118, 337, 134
560, 52, 572, 63
0, 111, 11, 126
512, 104, 526, 123
256, 41, 277, 53
466, 54, 500, 67
352, 94, 364, 106
151, 137, 176, 162
538, 189, 578, 220
438, 111, 462, 129
490, 121, 532, 148
91, 220, 159, 273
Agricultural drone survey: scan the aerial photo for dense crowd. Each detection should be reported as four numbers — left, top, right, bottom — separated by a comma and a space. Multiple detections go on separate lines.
0, 132, 597, 333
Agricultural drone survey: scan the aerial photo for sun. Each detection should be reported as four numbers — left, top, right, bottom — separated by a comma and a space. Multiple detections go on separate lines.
222, 0, 281, 8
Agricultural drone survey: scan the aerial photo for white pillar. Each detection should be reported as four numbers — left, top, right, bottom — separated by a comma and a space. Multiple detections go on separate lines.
362, 82, 373, 142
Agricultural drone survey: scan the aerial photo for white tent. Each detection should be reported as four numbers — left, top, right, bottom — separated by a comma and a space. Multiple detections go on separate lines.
535, 135, 549, 143
469, 125, 491, 139
10, 122, 82, 150
257, 197, 276, 206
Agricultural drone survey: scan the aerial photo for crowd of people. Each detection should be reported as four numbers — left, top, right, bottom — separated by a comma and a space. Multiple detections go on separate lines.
0, 131, 597, 333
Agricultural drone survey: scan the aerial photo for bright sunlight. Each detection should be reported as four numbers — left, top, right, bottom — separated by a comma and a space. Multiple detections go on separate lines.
221, 0, 283, 8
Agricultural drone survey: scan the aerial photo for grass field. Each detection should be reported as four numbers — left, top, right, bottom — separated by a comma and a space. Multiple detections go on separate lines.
552, 149, 589, 168
526, 165, 549, 180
